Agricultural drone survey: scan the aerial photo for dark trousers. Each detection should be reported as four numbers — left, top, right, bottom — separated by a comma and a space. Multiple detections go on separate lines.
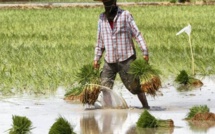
101, 56, 142, 94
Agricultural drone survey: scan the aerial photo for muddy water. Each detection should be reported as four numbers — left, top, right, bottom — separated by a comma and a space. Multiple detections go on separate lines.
1, 76, 215, 134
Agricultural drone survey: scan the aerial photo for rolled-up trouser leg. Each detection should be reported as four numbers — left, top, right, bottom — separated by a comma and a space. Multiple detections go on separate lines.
118, 57, 141, 94
100, 62, 117, 107
118, 57, 149, 108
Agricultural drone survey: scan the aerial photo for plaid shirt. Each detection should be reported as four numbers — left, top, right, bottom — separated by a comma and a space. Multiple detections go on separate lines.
94, 8, 148, 63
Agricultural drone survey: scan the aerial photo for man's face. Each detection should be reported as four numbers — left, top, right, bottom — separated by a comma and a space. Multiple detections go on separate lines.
103, 0, 117, 21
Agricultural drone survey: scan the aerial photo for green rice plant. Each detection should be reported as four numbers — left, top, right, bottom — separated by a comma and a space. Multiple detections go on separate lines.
75, 63, 100, 85
129, 59, 161, 97
64, 86, 83, 97
65, 63, 101, 105
0, 0, 176, 3
186, 105, 210, 119
49, 116, 76, 134
137, 110, 157, 128
175, 70, 203, 91
170, 0, 177, 3
64, 86, 84, 102
137, 110, 174, 128
8, 115, 34, 134
175, 70, 189, 84
129, 59, 160, 79
0, 5, 215, 94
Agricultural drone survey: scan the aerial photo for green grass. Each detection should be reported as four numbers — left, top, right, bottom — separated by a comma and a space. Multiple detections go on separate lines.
8, 115, 34, 134
0, 5, 215, 94
0, 0, 185, 3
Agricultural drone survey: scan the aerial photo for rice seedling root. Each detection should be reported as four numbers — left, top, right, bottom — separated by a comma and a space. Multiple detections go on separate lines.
81, 84, 101, 105
141, 76, 161, 97
191, 113, 215, 121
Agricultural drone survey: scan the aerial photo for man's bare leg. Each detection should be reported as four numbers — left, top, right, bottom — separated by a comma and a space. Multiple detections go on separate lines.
137, 92, 150, 109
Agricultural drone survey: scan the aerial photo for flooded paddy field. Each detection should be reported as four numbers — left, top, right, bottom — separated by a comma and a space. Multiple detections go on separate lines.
1, 77, 215, 134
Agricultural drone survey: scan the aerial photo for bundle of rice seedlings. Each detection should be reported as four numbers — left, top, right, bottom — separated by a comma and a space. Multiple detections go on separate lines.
81, 84, 101, 105
64, 63, 101, 105
186, 105, 210, 120
191, 113, 215, 121
49, 116, 76, 134
175, 70, 203, 90
136, 110, 157, 128
175, 70, 189, 85
136, 110, 174, 128
8, 115, 34, 134
64, 86, 84, 102
129, 59, 161, 97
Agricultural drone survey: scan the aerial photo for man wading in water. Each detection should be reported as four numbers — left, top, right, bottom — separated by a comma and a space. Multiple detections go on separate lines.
93, 0, 150, 109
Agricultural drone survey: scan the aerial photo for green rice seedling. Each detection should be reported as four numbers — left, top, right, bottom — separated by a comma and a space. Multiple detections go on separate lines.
136, 110, 157, 128
65, 63, 101, 105
49, 116, 76, 134
175, 70, 203, 91
175, 70, 189, 85
64, 86, 83, 97
10, 0, 174, 2
129, 59, 161, 97
0, 5, 215, 94
8, 115, 34, 134
64, 86, 84, 102
75, 63, 100, 86
186, 105, 210, 119
136, 110, 174, 128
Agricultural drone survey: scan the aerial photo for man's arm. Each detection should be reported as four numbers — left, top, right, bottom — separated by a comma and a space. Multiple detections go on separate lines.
127, 11, 149, 61
94, 18, 104, 69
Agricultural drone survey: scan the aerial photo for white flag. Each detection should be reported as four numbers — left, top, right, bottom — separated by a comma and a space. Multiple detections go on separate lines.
176, 24, 191, 36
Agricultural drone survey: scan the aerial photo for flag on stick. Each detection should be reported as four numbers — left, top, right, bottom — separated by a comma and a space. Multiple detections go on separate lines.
176, 24, 195, 75
176, 24, 191, 36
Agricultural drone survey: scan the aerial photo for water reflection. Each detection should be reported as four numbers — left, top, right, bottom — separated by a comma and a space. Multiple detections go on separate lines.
188, 121, 215, 133
126, 125, 174, 134
80, 110, 127, 134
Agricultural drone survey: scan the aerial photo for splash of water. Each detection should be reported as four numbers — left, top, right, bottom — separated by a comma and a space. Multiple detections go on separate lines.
97, 86, 128, 109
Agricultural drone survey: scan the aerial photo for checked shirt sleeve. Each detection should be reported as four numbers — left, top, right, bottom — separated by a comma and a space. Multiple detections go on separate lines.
127, 12, 148, 56
94, 17, 104, 61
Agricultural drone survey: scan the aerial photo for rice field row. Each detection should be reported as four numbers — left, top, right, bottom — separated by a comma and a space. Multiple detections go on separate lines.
0, 5, 214, 94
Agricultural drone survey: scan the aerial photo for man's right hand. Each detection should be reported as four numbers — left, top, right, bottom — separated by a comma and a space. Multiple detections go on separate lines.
93, 60, 100, 69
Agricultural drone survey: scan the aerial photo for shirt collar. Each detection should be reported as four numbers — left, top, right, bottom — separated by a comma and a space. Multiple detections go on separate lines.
114, 7, 123, 22
102, 6, 123, 21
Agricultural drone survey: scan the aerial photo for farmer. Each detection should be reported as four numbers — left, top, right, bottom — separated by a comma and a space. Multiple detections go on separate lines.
93, 0, 150, 109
